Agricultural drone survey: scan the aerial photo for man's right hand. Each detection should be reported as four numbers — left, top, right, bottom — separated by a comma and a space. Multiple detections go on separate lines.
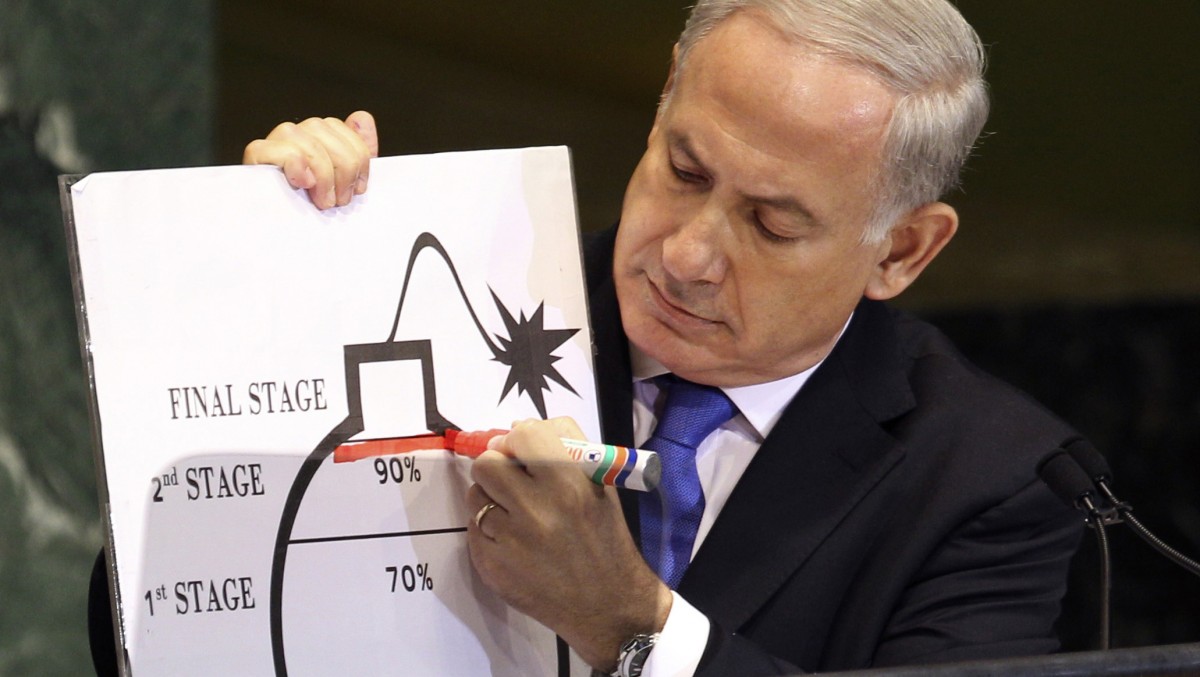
243, 110, 378, 210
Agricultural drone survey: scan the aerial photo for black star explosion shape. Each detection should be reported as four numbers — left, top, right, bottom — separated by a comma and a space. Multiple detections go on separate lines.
488, 289, 580, 419
383, 233, 584, 419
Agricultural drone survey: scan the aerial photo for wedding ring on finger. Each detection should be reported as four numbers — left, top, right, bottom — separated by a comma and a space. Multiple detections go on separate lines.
474, 501, 499, 530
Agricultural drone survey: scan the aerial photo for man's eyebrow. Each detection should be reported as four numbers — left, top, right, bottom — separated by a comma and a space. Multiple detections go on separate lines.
667, 130, 822, 228
669, 132, 708, 174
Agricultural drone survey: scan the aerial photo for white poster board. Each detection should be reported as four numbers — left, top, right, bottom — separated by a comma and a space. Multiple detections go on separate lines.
63, 148, 598, 676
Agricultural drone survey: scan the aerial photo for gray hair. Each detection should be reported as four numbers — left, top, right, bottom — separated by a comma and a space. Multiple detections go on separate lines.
669, 0, 989, 243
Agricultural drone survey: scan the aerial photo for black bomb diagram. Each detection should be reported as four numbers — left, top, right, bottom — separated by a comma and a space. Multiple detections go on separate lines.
268, 231, 582, 675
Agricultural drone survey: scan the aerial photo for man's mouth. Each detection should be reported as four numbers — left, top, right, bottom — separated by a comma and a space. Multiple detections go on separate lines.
646, 276, 719, 326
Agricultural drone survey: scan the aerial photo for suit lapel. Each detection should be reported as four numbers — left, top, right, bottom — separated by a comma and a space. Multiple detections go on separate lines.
591, 268, 641, 541
679, 301, 916, 631
585, 227, 634, 448
581, 226, 641, 540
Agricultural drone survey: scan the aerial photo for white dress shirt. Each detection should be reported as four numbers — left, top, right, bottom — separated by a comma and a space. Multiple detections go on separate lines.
629, 346, 823, 677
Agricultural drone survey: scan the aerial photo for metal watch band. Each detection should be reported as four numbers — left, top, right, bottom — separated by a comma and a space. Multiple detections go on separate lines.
613, 632, 660, 677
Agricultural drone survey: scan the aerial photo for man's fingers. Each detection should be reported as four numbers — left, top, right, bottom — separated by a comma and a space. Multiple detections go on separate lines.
242, 119, 337, 207
243, 135, 319, 192
242, 114, 376, 210
300, 117, 367, 207
325, 118, 373, 201
346, 110, 379, 157
469, 449, 539, 529
544, 416, 587, 441
502, 420, 590, 484
345, 111, 377, 195
466, 483, 508, 541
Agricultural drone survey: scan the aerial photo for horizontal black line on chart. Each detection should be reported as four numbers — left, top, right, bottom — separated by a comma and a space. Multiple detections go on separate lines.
290, 526, 468, 545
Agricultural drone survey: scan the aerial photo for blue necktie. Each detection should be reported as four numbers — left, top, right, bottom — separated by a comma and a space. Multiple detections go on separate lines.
639, 376, 735, 589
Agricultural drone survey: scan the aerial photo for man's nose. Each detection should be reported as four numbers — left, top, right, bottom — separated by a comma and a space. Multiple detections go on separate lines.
661, 204, 728, 284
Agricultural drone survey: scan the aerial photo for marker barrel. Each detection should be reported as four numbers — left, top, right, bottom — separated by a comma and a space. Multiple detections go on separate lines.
445, 429, 660, 492
561, 438, 660, 492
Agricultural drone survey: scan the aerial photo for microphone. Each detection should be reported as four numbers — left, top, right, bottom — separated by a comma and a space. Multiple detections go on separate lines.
1038, 448, 1105, 515
1038, 447, 1113, 649
1064, 439, 1200, 579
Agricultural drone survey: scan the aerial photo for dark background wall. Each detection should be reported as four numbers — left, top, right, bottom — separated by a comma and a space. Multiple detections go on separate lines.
216, 0, 1200, 309
0, 1, 1196, 673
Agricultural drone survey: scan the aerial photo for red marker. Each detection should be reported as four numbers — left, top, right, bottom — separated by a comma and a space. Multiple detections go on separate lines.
334, 429, 660, 492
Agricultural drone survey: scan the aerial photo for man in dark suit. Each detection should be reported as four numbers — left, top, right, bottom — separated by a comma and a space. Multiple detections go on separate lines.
237, 1, 1083, 675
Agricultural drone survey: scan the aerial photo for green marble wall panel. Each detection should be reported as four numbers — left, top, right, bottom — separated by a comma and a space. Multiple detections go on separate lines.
0, 1, 212, 673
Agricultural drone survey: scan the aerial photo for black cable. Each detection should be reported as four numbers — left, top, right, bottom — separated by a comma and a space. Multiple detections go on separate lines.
1115, 504, 1200, 578
1088, 499, 1112, 651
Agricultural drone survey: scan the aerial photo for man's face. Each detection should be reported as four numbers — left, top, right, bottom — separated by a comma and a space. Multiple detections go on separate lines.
614, 11, 898, 387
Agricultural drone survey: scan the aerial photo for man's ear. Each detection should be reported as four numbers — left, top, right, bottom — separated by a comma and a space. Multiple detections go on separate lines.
864, 202, 958, 301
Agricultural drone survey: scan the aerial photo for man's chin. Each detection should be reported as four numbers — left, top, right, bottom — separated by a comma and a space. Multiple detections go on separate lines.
628, 321, 723, 378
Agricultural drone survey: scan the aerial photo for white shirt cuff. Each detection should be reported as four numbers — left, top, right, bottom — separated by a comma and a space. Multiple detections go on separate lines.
641, 591, 709, 677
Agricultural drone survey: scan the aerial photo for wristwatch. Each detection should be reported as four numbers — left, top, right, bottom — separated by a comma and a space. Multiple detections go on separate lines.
612, 632, 659, 677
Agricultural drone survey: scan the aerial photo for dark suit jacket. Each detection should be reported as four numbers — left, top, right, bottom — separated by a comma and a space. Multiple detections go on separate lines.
584, 225, 1083, 675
